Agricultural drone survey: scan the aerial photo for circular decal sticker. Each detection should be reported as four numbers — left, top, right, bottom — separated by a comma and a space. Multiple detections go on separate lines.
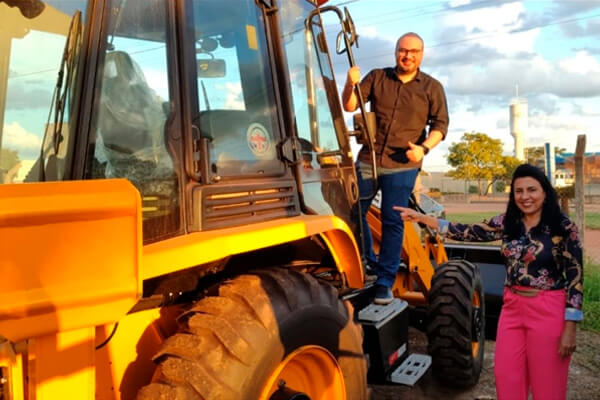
246, 123, 271, 157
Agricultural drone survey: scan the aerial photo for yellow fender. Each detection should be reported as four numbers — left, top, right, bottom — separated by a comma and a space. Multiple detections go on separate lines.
142, 214, 364, 288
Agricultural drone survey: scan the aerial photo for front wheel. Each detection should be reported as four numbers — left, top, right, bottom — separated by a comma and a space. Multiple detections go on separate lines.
137, 268, 367, 400
426, 259, 485, 388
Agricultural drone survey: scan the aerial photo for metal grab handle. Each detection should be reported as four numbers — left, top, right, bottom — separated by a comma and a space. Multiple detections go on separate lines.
317, 6, 378, 188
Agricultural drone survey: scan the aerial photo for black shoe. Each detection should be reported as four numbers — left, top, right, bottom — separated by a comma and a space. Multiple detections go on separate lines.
374, 285, 394, 305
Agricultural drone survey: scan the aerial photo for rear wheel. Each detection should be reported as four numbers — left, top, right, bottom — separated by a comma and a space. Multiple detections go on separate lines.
426, 259, 485, 388
137, 268, 367, 400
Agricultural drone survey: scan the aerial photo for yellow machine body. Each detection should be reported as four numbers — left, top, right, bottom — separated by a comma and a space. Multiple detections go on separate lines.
0, 179, 363, 400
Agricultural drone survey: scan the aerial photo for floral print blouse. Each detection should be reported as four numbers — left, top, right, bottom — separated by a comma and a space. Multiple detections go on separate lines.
438, 214, 584, 321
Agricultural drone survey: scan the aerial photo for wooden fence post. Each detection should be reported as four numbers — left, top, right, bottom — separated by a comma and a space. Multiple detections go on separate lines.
575, 135, 586, 248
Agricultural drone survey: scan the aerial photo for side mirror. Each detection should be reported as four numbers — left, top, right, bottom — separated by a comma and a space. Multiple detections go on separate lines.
343, 7, 357, 41
197, 59, 226, 78
335, 7, 359, 55
352, 112, 376, 145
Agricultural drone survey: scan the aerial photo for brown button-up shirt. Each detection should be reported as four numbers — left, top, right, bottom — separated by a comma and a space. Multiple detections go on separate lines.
357, 67, 449, 169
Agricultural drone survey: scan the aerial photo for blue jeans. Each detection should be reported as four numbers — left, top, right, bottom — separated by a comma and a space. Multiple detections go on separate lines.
356, 163, 418, 288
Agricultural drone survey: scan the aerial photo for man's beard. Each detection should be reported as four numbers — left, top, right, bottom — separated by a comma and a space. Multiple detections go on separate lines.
396, 63, 416, 74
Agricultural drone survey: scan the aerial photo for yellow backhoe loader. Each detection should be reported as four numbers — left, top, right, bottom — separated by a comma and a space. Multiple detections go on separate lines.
0, 1, 501, 399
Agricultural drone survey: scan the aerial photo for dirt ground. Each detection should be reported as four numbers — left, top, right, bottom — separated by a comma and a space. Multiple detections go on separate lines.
368, 200, 600, 399
369, 327, 600, 400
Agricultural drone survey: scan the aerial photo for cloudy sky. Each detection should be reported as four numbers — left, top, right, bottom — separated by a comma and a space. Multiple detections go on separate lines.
3, 0, 599, 177
323, 0, 600, 171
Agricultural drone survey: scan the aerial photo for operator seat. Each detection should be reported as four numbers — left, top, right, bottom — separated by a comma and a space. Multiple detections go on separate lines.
94, 50, 177, 218
91, 51, 179, 231
98, 50, 165, 156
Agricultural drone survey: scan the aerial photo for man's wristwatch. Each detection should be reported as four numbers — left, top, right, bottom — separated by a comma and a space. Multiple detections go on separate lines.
422, 144, 430, 155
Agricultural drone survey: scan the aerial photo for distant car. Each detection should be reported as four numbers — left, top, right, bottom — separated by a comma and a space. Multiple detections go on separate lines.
370, 191, 445, 219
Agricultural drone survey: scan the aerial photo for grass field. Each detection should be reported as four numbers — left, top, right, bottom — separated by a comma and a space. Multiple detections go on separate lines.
445, 212, 499, 225
447, 212, 600, 230
582, 261, 600, 332
585, 213, 600, 230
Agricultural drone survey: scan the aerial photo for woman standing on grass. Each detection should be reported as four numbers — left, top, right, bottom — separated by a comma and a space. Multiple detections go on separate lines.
395, 164, 583, 400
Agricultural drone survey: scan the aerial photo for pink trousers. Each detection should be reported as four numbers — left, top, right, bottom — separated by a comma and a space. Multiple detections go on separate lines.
494, 287, 571, 400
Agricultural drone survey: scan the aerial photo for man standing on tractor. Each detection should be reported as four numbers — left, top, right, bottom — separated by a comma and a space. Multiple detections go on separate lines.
341, 32, 449, 304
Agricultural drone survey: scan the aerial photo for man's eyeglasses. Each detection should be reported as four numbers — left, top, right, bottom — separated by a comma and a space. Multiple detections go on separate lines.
397, 48, 422, 56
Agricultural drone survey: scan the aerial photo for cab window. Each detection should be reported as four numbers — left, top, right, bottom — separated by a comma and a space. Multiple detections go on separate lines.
279, 1, 341, 166
85, 0, 179, 243
0, 0, 88, 184
191, 0, 284, 178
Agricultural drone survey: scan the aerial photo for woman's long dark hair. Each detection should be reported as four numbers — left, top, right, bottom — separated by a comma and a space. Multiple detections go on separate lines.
504, 164, 564, 239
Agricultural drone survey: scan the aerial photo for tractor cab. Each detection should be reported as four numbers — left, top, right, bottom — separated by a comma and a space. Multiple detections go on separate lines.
0, 0, 365, 243
0, 1, 495, 399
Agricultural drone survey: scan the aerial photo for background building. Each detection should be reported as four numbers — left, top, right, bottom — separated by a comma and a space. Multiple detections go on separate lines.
509, 95, 527, 161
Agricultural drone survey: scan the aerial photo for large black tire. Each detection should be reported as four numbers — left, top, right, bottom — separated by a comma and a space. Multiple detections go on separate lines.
137, 268, 367, 400
426, 259, 485, 388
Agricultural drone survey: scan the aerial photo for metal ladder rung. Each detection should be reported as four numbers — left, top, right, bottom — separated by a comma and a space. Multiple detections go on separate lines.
357, 298, 407, 323
389, 354, 431, 386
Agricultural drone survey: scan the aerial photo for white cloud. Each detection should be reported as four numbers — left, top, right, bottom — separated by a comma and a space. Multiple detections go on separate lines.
223, 82, 244, 110
210, 81, 245, 110
442, 51, 600, 99
2, 122, 43, 159
448, 0, 472, 7
440, 2, 539, 54
558, 50, 600, 75
143, 68, 170, 100
358, 25, 378, 39
335, 0, 600, 169
443, 2, 525, 33
572, 102, 600, 117
527, 113, 591, 151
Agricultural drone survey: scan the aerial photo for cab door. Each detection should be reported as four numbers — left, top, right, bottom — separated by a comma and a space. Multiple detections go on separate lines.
278, 2, 359, 231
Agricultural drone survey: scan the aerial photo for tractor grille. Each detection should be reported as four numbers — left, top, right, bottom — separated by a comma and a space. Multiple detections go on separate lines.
200, 181, 300, 230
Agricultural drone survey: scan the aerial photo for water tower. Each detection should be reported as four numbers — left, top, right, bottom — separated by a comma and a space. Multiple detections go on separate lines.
509, 87, 527, 161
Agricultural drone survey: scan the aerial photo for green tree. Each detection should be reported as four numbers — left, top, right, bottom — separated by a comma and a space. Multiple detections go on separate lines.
495, 155, 521, 188
0, 148, 21, 183
447, 132, 505, 195
525, 146, 566, 168
495, 180, 507, 193
0, 148, 20, 171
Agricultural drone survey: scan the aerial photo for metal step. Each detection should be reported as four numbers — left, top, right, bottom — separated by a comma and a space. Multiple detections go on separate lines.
389, 353, 431, 386
358, 298, 407, 324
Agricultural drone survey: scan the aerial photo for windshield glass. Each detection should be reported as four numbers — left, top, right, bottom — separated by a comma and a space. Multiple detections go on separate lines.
191, 0, 284, 177
0, 0, 87, 183
279, 1, 342, 161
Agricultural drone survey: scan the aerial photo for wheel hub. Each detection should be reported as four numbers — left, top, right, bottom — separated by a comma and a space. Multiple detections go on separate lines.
260, 345, 346, 400
269, 383, 310, 400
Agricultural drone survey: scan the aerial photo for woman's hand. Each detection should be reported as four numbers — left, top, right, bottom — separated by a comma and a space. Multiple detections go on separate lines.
559, 321, 577, 358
